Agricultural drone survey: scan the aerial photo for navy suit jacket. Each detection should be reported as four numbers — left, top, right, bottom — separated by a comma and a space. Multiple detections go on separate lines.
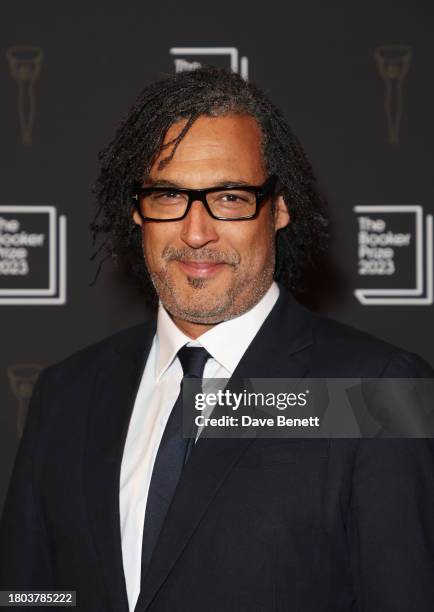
1, 285, 434, 611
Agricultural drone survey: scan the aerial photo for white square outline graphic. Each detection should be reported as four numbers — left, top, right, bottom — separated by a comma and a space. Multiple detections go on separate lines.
354, 205, 422, 296
354, 205, 433, 305
0, 206, 59, 299
169, 47, 249, 79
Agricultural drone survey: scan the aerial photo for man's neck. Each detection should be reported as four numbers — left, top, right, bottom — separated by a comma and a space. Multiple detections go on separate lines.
170, 316, 216, 339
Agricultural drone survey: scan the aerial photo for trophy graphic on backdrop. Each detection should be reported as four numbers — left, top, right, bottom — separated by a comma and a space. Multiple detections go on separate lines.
7, 363, 43, 440
374, 45, 412, 144
6, 46, 43, 145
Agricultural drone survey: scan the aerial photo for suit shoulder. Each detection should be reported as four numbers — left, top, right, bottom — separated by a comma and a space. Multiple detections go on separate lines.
311, 312, 433, 376
315, 314, 394, 354
42, 320, 154, 385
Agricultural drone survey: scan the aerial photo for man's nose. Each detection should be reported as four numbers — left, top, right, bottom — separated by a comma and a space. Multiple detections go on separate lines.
179, 199, 219, 248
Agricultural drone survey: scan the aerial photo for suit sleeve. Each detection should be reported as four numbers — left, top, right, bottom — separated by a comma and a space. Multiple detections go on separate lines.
0, 368, 54, 590
348, 351, 434, 611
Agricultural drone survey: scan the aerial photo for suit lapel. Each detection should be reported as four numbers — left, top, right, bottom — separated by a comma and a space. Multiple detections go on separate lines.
230, 285, 315, 379
135, 286, 317, 611
134, 434, 255, 612
84, 319, 156, 612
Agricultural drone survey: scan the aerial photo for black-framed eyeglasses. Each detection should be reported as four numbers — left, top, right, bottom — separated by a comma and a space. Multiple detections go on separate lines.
131, 175, 278, 222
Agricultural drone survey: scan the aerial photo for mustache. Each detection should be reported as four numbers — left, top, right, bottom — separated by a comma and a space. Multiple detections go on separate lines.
162, 246, 240, 266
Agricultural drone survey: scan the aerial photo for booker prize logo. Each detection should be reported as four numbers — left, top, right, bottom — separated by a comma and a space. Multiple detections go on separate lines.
170, 47, 249, 79
354, 205, 433, 305
0, 206, 67, 305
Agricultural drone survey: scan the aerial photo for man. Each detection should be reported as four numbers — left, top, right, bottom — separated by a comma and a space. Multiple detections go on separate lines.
1, 66, 433, 612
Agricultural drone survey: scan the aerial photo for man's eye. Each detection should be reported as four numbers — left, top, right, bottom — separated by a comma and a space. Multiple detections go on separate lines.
152, 191, 181, 201
162, 191, 181, 199
216, 191, 251, 204
222, 194, 241, 202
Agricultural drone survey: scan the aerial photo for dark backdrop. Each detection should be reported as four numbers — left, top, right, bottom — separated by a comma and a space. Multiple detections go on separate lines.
1, 0, 433, 512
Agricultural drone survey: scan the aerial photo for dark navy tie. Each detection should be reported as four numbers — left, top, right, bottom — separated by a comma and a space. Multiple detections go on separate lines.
140, 345, 210, 581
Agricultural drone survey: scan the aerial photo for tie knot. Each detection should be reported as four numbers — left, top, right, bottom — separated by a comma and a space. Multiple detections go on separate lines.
177, 345, 210, 378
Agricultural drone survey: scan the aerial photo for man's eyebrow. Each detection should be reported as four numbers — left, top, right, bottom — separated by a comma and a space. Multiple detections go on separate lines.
143, 178, 255, 189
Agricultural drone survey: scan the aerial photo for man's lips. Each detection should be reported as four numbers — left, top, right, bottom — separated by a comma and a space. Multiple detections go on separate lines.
176, 260, 226, 278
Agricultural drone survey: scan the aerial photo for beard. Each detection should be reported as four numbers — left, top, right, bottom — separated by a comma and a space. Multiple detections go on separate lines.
146, 244, 276, 325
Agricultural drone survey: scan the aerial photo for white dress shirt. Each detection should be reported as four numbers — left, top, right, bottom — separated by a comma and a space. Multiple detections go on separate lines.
119, 281, 279, 611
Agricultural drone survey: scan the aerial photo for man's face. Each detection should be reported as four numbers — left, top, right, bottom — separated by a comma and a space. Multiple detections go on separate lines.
132, 114, 289, 325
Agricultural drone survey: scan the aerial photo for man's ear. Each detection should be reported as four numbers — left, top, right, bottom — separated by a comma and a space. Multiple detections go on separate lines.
132, 209, 143, 227
274, 195, 290, 231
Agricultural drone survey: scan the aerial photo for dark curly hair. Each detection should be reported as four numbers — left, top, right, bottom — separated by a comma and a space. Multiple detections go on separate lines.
90, 65, 330, 307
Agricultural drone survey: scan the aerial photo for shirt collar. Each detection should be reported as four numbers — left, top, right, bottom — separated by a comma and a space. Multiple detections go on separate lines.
155, 281, 280, 381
